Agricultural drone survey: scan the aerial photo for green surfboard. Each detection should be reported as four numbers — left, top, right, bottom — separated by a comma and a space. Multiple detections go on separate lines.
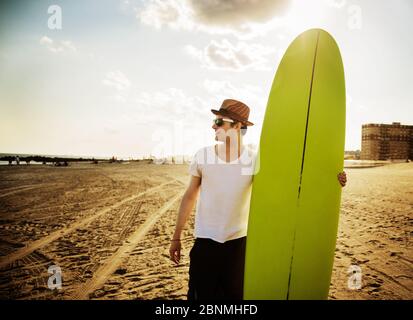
244, 29, 346, 300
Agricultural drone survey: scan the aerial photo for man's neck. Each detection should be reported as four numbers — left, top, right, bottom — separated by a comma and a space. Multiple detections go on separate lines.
216, 134, 244, 162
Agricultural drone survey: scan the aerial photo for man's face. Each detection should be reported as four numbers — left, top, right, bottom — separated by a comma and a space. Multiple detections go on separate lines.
212, 115, 239, 142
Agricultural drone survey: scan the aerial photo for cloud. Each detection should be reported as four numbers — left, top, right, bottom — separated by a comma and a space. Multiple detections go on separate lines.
203, 79, 264, 105
101, 83, 210, 125
102, 70, 131, 103
189, 0, 290, 26
185, 39, 276, 71
139, 0, 193, 30
133, 87, 210, 123
103, 70, 131, 91
137, 0, 291, 38
61, 40, 77, 52
103, 127, 120, 135
39, 36, 77, 53
204, 79, 262, 97
40, 36, 53, 46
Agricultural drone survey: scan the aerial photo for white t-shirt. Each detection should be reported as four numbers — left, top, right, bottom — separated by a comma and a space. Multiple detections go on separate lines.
188, 144, 257, 243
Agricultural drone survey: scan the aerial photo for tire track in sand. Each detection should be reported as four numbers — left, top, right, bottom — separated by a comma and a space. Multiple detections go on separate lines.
0, 183, 59, 199
70, 190, 184, 300
0, 181, 176, 269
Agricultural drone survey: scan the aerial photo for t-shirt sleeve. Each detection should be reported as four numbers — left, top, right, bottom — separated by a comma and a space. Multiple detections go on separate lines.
188, 150, 202, 177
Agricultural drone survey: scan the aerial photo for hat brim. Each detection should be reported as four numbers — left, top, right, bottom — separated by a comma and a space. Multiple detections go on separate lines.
211, 109, 254, 126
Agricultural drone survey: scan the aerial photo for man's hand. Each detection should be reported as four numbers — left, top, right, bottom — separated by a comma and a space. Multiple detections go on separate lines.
337, 171, 347, 187
169, 240, 181, 265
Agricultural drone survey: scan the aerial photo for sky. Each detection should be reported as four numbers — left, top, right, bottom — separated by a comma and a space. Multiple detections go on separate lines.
0, 0, 412, 159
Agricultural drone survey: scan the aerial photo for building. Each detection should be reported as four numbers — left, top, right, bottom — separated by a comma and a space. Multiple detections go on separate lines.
361, 122, 413, 160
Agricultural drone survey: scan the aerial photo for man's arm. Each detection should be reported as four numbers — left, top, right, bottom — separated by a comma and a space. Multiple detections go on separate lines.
169, 175, 201, 264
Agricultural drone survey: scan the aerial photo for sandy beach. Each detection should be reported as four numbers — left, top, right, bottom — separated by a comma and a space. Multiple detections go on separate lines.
0, 161, 412, 300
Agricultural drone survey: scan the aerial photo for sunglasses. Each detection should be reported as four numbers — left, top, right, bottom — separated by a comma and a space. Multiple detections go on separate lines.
213, 118, 235, 127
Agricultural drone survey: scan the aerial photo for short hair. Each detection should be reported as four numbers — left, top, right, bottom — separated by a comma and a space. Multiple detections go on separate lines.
230, 120, 248, 136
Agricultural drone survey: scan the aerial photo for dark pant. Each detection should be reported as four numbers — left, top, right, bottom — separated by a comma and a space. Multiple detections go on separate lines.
187, 236, 246, 300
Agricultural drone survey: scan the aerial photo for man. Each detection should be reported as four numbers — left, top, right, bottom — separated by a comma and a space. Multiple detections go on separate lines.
169, 99, 347, 300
